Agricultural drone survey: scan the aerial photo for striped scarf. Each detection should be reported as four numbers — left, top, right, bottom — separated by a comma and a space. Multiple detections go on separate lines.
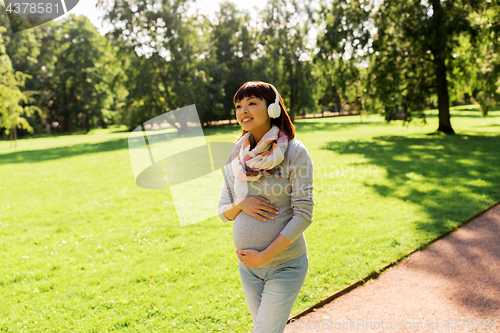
231, 125, 288, 182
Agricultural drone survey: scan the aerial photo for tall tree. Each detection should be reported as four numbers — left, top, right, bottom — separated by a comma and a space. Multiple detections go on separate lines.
97, 0, 211, 132
449, 6, 500, 117
0, 5, 44, 135
211, 1, 257, 121
0, 26, 41, 145
318, 0, 500, 133
367, 0, 434, 124
315, 0, 371, 116
35, 15, 118, 132
257, 0, 319, 121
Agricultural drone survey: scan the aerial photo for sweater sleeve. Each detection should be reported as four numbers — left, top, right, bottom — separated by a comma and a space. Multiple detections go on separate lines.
218, 155, 236, 223
280, 141, 315, 243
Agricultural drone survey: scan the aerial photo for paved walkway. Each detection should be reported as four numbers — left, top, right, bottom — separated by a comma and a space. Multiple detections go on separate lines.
284, 202, 500, 333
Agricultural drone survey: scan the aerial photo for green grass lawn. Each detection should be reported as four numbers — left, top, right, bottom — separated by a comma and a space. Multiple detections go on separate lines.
1, 104, 499, 332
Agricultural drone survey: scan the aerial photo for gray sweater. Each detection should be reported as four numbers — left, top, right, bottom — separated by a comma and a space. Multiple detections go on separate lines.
218, 138, 314, 268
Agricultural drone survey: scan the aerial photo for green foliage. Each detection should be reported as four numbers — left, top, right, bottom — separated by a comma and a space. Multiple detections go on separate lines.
0, 26, 42, 141
33, 15, 121, 132
315, 0, 371, 116
255, 0, 319, 120
450, 7, 500, 116
98, 0, 215, 131
367, 0, 435, 124
211, 1, 256, 121
315, 0, 500, 132
1, 0, 500, 138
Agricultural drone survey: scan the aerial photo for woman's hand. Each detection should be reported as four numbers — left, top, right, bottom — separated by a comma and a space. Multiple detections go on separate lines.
236, 196, 279, 222
237, 249, 269, 268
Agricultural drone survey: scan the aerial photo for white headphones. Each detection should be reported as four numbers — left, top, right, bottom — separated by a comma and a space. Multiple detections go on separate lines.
266, 83, 281, 118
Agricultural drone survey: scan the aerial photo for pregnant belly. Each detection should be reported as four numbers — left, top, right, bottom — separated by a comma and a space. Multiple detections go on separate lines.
232, 209, 292, 251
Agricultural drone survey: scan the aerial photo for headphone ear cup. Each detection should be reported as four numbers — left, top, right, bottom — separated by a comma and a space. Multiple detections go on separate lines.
267, 83, 281, 118
268, 102, 281, 118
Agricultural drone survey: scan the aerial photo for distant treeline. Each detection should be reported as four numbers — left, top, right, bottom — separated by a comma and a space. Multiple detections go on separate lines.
1, 0, 499, 139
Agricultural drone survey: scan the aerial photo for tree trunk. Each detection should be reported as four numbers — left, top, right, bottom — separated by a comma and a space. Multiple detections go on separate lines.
175, 95, 188, 134
85, 113, 90, 133
289, 82, 296, 123
83, 71, 91, 133
333, 87, 341, 114
288, 63, 296, 123
430, 0, 455, 134
434, 54, 455, 134
62, 79, 71, 132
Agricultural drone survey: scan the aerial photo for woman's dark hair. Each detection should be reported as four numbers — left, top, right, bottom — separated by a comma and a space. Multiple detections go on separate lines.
233, 81, 295, 142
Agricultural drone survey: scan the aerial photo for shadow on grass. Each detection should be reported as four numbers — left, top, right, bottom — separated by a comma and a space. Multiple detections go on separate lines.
472, 124, 500, 127
0, 125, 241, 165
440, 113, 491, 118
294, 120, 391, 132
0, 129, 97, 141
0, 138, 130, 165
322, 133, 500, 314
396, 207, 500, 317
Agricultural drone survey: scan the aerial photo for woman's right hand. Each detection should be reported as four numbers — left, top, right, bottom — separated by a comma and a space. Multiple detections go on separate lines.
236, 196, 279, 222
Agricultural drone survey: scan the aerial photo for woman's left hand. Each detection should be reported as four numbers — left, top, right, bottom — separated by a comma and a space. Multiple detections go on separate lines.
236, 249, 268, 268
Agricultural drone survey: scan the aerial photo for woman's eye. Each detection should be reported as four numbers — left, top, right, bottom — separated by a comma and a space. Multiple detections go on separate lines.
235, 102, 255, 109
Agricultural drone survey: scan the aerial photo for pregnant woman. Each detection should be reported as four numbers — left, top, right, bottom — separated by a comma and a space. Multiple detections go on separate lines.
218, 81, 315, 332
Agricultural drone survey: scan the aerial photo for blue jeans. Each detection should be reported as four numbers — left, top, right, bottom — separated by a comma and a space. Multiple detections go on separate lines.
238, 253, 308, 333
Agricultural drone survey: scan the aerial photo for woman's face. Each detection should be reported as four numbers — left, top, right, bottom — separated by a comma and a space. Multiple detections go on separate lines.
235, 96, 271, 133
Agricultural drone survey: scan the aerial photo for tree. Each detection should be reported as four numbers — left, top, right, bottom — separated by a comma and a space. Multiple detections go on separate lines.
318, 0, 500, 134
97, 0, 212, 133
315, 0, 372, 120
0, 5, 44, 136
257, 0, 319, 121
449, 6, 500, 117
34, 15, 119, 132
0, 26, 42, 146
211, 1, 257, 121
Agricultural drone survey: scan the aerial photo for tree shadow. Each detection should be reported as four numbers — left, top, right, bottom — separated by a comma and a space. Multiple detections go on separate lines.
400, 206, 500, 317
0, 138, 129, 165
0, 124, 239, 165
110, 128, 131, 133
473, 124, 500, 127
294, 121, 380, 133
442, 113, 490, 118
322, 133, 500, 314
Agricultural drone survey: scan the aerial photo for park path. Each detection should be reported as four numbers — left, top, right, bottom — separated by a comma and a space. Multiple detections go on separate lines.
284, 202, 500, 333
